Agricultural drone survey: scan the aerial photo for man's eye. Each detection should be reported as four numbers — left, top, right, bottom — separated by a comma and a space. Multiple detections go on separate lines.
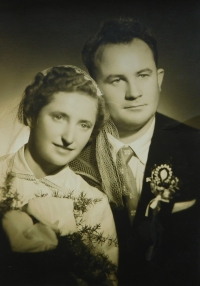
139, 74, 149, 78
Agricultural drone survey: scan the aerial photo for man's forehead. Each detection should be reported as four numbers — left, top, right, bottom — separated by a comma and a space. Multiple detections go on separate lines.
94, 39, 155, 75
96, 38, 150, 56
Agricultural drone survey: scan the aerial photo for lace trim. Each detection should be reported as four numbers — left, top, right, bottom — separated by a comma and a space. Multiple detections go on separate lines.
10, 171, 62, 191
6, 151, 63, 192
74, 171, 101, 184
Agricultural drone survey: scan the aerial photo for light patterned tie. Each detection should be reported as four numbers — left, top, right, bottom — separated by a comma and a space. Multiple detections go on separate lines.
118, 146, 139, 224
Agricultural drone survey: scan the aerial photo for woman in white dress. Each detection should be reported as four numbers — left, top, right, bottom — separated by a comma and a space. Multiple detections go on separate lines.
0, 65, 118, 285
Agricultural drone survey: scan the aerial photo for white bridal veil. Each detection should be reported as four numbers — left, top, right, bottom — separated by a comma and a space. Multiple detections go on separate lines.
0, 98, 30, 157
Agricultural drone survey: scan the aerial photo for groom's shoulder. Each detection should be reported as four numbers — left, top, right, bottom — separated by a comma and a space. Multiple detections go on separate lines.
155, 112, 200, 133
154, 113, 200, 160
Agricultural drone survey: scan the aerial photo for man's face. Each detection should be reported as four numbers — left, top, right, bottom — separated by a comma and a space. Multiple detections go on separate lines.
30, 91, 97, 171
95, 38, 164, 134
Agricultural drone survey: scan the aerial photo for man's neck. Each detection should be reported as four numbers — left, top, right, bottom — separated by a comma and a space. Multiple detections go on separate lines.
117, 116, 155, 144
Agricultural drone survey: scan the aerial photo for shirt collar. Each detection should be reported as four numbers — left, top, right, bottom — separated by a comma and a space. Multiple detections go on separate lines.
107, 117, 155, 165
12, 146, 69, 187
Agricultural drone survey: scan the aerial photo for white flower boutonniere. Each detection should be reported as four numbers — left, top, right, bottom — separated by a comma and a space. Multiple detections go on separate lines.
145, 164, 180, 216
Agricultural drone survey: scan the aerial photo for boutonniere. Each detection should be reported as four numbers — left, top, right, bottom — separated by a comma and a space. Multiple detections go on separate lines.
145, 164, 180, 216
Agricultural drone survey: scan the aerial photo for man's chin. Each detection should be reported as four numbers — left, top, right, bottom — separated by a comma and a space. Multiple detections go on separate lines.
116, 119, 147, 131
114, 116, 155, 136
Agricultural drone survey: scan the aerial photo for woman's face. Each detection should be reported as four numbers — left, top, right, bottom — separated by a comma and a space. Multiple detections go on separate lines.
30, 91, 97, 169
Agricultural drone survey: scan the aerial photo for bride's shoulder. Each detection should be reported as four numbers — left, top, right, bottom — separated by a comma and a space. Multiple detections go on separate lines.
66, 166, 106, 200
0, 153, 16, 186
0, 153, 14, 165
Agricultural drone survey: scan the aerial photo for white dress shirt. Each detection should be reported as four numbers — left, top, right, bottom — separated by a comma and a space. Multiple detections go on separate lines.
107, 118, 155, 196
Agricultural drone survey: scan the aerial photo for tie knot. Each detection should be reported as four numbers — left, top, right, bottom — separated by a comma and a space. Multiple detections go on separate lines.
121, 146, 134, 164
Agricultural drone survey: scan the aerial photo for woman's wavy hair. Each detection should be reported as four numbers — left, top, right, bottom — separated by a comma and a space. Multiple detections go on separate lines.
18, 66, 105, 141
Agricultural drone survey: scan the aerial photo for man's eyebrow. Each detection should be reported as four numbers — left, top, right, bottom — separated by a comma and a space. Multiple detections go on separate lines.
104, 69, 153, 80
137, 68, 153, 74
105, 74, 125, 81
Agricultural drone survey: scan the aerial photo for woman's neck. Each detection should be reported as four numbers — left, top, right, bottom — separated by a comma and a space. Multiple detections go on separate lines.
24, 142, 63, 179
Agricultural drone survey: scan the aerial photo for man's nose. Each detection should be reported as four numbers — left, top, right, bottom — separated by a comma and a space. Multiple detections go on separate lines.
125, 80, 142, 100
62, 124, 75, 146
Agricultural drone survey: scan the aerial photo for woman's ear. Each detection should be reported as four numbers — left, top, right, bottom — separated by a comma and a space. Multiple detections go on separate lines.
27, 118, 33, 128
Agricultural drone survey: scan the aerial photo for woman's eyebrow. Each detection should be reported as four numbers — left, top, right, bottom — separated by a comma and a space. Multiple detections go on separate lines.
51, 111, 68, 117
51, 112, 94, 125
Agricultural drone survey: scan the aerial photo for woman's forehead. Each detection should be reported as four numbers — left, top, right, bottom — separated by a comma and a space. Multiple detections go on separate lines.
41, 91, 97, 122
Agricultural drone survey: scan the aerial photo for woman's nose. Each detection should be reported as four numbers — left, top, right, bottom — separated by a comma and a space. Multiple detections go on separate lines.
62, 124, 75, 146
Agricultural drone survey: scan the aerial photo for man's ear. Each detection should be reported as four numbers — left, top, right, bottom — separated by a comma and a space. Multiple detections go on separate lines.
157, 69, 164, 91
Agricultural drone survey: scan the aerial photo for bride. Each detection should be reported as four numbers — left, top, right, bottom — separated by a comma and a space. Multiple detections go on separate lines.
0, 65, 118, 285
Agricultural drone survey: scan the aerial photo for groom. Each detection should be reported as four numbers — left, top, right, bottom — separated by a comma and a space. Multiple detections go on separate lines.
70, 18, 200, 285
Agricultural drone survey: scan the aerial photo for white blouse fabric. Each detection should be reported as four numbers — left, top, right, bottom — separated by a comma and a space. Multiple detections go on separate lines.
0, 146, 118, 266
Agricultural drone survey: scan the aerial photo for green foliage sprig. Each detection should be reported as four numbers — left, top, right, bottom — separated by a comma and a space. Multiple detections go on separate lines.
58, 232, 117, 285
0, 172, 22, 217
0, 173, 118, 285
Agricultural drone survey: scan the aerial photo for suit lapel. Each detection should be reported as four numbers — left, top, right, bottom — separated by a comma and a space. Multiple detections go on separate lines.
134, 113, 176, 224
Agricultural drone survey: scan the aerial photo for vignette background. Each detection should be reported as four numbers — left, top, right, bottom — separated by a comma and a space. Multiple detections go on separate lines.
0, 0, 200, 127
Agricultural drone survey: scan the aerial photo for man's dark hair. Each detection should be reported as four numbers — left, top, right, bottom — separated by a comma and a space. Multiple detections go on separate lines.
82, 18, 158, 78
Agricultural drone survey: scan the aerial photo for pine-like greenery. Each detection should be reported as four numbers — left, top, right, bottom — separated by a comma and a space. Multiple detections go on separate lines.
0, 172, 118, 285
0, 172, 22, 217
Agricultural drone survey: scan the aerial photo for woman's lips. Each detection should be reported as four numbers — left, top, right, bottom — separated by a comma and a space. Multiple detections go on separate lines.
53, 143, 74, 151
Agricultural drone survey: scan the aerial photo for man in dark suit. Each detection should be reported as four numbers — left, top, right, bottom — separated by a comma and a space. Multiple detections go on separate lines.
70, 18, 200, 285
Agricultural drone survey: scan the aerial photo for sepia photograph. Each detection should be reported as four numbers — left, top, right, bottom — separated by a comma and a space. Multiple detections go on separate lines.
0, 0, 200, 285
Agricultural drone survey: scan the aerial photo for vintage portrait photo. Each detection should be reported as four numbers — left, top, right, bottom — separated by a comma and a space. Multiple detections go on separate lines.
0, 1, 199, 285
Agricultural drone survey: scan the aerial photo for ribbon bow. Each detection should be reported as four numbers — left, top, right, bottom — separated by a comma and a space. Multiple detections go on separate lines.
145, 195, 169, 217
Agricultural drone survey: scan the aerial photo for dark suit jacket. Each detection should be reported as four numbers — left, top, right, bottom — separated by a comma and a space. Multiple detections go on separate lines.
183, 114, 200, 130
71, 113, 200, 286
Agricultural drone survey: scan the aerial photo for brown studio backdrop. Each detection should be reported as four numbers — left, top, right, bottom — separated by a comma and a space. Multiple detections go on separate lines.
0, 0, 200, 125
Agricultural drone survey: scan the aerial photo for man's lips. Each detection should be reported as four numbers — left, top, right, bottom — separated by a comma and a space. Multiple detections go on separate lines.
53, 143, 74, 151
124, 104, 146, 109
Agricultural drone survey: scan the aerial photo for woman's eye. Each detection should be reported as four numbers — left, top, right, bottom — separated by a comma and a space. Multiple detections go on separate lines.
112, 78, 121, 84
80, 123, 90, 130
53, 114, 63, 121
